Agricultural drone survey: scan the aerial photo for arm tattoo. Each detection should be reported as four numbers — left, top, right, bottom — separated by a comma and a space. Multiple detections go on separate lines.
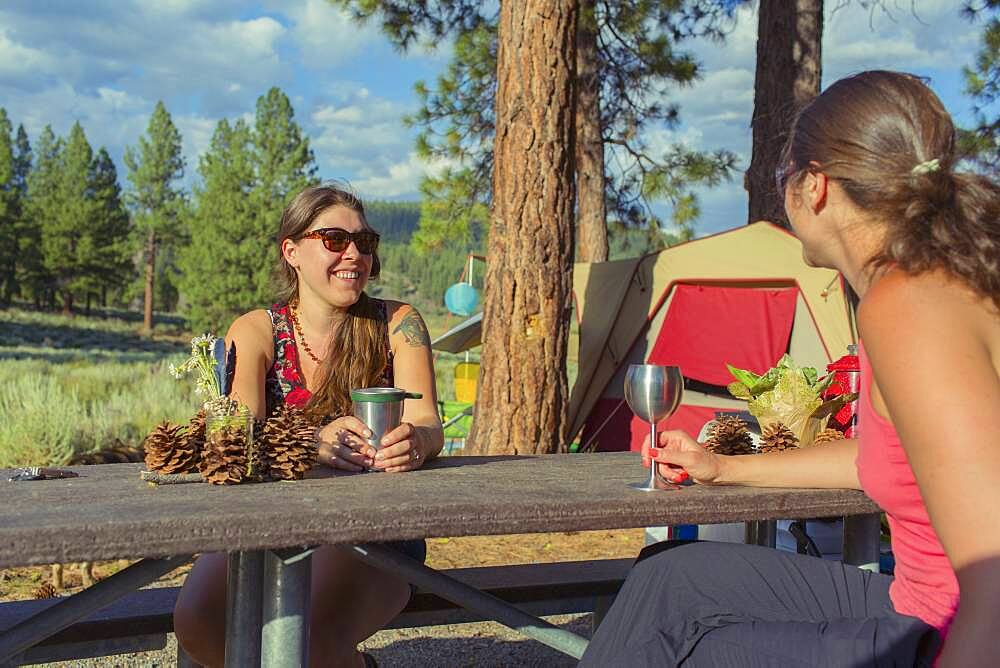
392, 309, 431, 348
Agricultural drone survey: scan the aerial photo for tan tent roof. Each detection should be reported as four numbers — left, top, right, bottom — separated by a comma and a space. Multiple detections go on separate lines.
566, 222, 856, 441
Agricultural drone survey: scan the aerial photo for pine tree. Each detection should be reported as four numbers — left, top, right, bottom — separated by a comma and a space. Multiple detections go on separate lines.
22, 127, 57, 306
0, 109, 17, 303
41, 122, 95, 313
124, 101, 186, 333
746, 0, 823, 227
465, 0, 578, 455
179, 119, 258, 332
962, 1, 1000, 171
87, 148, 133, 308
249, 87, 317, 303
10, 125, 32, 302
335, 1, 737, 255
12, 126, 30, 197
364, 200, 422, 241
410, 168, 488, 255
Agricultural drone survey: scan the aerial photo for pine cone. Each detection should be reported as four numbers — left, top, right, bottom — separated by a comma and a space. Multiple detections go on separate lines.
813, 427, 844, 445
168, 410, 206, 473
185, 410, 207, 449
33, 582, 58, 599
760, 422, 799, 454
198, 424, 250, 485
142, 422, 193, 474
704, 415, 755, 455
261, 406, 319, 481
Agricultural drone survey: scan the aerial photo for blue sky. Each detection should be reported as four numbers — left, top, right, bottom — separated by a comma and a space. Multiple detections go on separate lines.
0, 0, 985, 236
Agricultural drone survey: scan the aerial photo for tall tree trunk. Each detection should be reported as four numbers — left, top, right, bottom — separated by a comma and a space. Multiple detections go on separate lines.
747, 0, 823, 227
143, 229, 156, 334
61, 291, 72, 316
466, 0, 578, 455
575, 0, 607, 263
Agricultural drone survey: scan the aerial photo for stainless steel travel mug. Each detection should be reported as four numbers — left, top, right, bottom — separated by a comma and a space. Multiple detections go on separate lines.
351, 387, 423, 452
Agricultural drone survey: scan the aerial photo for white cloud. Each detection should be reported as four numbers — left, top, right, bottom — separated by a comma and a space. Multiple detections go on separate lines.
351, 152, 444, 199
823, 2, 978, 80
274, 0, 380, 66
309, 90, 418, 185
0, 30, 58, 84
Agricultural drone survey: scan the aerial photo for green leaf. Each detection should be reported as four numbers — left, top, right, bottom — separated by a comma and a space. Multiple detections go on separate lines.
726, 363, 760, 388
747, 368, 781, 395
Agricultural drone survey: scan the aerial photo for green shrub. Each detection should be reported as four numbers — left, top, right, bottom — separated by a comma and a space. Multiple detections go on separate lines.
0, 356, 196, 467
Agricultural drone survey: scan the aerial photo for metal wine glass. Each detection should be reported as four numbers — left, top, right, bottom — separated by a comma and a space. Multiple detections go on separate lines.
624, 364, 684, 491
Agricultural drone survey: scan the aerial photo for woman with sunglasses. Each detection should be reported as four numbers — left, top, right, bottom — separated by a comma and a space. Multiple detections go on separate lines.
174, 183, 443, 668
581, 70, 1000, 666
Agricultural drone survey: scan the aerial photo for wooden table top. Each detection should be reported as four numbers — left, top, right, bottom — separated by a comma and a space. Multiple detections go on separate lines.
0, 453, 879, 567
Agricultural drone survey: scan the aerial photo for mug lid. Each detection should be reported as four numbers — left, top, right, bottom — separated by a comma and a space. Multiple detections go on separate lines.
350, 387, 423, 403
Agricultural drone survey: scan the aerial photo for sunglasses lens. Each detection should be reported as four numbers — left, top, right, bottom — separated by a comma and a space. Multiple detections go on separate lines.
321, 230, 350, 252
354, 232, 378, 255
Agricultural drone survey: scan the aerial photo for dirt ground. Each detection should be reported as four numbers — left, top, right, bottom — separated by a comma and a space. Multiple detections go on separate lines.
0, 528, 647, 602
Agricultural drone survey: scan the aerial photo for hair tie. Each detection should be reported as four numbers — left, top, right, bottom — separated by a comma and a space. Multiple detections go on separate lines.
911, 158, 940, 175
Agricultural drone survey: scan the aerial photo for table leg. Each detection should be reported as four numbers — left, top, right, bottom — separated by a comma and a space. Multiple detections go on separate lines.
744, 519, 777, 548
352, 542, 590, 660
843, 513, 881, 572
261, 547, 314, 668
224, 551, 264, 668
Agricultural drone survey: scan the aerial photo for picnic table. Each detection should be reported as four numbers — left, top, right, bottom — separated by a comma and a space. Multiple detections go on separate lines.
0, 452, 881, 666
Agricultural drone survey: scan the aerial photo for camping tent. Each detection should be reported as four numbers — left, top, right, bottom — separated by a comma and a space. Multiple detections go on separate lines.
431, 222, 857, 450
571, 222, 856, 451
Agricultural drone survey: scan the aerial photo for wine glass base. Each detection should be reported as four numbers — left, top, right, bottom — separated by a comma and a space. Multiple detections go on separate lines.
629, 481, 663, 492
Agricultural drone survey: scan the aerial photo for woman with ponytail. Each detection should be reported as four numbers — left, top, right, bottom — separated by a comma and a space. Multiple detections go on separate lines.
174, 183, 443, 668
582, 71, 1000, 666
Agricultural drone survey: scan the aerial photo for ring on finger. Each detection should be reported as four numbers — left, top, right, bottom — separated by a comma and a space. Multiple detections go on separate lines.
411, 449, 421, 462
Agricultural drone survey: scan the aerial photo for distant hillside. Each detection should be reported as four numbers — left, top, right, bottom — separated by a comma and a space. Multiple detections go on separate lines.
366, 200, 421, 242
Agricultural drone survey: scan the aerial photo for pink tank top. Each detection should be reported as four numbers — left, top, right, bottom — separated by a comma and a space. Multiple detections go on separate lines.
855, 341, 959, 637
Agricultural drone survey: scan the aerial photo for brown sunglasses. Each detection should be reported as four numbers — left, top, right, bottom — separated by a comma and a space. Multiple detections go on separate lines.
299, 227, 380, 255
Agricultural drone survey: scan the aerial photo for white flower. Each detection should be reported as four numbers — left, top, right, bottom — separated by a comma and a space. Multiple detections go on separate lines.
188, 333, 216, 356
171, 331, 224, 400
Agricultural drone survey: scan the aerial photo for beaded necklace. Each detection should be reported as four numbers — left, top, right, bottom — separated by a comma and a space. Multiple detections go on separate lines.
288, 300, 323, 365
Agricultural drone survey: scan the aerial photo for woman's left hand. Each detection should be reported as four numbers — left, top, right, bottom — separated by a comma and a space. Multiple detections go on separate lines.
372, 422, 424, 472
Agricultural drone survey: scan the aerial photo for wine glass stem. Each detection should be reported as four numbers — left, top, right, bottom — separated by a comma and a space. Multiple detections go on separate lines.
648, 422, 657, 488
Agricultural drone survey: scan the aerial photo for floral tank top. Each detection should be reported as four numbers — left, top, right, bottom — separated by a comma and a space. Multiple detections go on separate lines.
264, 301, 394, 416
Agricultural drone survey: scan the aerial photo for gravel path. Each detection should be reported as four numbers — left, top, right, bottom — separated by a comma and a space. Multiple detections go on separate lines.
39, 614, 593, 667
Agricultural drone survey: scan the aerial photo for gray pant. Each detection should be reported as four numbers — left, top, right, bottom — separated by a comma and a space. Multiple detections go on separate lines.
580, 540, 940, 667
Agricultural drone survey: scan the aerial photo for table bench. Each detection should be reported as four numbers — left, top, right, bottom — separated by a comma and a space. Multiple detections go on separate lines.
0, 558, 631, 666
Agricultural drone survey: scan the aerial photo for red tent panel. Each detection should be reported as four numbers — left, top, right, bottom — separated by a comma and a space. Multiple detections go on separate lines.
647, 284, 799, 386
580, 284, 799, 451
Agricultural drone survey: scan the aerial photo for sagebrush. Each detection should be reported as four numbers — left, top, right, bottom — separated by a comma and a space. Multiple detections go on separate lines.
0, 356, 195, 467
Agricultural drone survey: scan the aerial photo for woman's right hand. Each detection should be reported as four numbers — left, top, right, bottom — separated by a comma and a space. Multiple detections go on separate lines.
316, 416, 376, 472
643, 429, 725, 485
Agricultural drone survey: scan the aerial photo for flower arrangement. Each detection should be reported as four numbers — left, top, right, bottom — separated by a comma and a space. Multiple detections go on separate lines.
726, 354, 856, 447
168, 333, 241, 419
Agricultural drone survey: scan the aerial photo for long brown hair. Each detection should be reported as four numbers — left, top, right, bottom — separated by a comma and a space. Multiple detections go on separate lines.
782, 70, 1000, 311
275, 183, 389, 419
